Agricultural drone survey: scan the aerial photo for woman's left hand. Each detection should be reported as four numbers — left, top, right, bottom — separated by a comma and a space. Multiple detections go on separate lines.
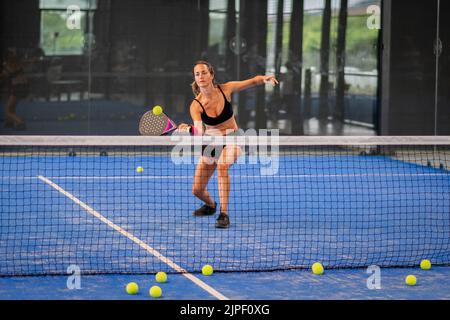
262, 75, 279, 86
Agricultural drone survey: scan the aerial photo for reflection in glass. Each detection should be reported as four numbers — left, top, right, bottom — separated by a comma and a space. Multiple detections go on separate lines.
1, 0, 381, 136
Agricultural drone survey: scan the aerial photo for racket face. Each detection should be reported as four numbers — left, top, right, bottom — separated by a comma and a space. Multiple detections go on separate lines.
139, 111, 177, 135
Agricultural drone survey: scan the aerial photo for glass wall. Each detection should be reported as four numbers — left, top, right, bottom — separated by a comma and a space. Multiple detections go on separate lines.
1, 0, 382, 135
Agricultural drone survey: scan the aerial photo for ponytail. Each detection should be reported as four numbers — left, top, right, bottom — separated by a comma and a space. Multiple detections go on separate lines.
191, 81, 200, 97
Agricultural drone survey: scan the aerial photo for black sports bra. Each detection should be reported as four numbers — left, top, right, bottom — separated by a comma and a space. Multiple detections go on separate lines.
194, 85, 234, 126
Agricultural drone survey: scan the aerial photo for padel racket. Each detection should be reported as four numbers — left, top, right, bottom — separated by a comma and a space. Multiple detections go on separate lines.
139, 106, 178, 136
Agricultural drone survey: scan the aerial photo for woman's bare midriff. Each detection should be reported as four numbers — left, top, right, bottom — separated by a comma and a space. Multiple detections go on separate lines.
204, 116, 238, 136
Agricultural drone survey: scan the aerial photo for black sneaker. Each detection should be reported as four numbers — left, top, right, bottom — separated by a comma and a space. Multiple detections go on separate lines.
193, 202, 217, 216
215, 213, 230, 229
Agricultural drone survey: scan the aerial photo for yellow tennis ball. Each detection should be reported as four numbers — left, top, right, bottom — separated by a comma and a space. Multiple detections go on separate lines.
202, 264, 213, 276
420, 259, 431, 270
152, 105, 163, 116
405, 275, 417, 286
149, 285, 162, 298
126, 282, 139, 295
136, 166, 144, 173
155, 271, 167, 283
312, 262, 324, 275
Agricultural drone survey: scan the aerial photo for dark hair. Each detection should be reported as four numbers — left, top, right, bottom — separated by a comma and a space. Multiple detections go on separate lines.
191, 60, 217, 96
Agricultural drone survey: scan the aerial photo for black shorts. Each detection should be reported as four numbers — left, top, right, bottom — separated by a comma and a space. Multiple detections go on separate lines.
201, 144, 225, 159
200, 131, 242, 159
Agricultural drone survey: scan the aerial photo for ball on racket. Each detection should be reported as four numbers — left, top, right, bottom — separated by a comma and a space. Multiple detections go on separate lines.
152, 105, 163, 116
136, 166, 144, 173
202, 264, 213, 276
405, 275, 417, 286
155, 271, 167, 283
420, 259, 431, 270
149, 285, 162, 298
125, 282, 139, 295
312, 262, 324, 275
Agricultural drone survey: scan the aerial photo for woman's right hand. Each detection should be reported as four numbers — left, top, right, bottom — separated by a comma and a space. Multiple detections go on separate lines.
177, 123, 191, 132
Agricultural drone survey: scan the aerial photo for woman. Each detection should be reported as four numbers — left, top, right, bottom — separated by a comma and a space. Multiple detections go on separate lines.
1, 48, 29, 130
179, 61, 278, 228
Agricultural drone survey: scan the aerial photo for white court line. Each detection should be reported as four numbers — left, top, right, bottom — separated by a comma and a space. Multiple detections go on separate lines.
37, 175, 229, 301
21, 172, 450, 180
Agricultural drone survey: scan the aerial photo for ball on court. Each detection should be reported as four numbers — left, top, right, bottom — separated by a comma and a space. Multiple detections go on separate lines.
405, 275, 417, 286
149, 285, 162, 298
312, 262, 324, 275
420, 259, 431, 270
155, 271, 167, 283
202, 264, 213, 276
136, 166, 144, 173
152, 105, 163, 116
126, 282, 139, 295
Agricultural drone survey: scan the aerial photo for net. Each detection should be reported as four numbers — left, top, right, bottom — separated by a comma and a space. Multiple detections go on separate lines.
0, 135, 449, 276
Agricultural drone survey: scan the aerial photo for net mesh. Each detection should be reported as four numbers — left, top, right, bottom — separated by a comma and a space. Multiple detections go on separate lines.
0, 136, 449, 276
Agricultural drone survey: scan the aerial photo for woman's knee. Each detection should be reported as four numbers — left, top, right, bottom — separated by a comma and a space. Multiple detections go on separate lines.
192, 184, 204, 197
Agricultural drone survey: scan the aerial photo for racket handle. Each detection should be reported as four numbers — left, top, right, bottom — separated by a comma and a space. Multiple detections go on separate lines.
189, 126, 199, 136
